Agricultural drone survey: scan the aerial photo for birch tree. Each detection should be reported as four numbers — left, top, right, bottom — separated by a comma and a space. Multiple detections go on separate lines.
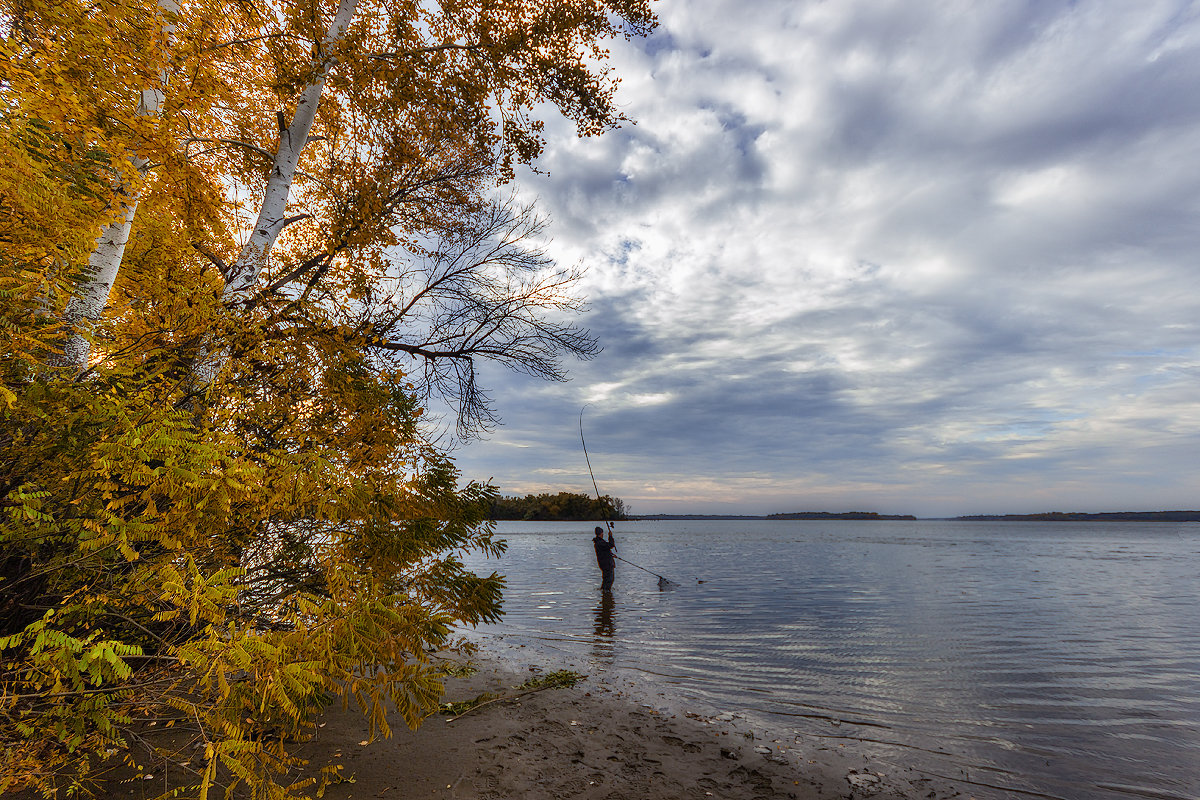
1, 0, 249, 368
1, 1, 656, 797
180, 0, 657, 402
50, 0, 178, 370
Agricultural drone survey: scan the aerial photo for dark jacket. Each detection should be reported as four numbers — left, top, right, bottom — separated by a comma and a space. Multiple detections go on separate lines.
593, 533, 616, 570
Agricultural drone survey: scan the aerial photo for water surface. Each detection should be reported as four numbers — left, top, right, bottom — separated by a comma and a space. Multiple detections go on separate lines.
459, 520, 1200, 800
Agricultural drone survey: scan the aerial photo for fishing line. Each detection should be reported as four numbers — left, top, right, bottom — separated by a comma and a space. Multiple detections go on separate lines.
613, 554, 675, 587
579, 405, 678, 587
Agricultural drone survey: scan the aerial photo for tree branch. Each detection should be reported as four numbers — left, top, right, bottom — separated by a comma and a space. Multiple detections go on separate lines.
191, 241, 229, 279
366, 43, 483, 61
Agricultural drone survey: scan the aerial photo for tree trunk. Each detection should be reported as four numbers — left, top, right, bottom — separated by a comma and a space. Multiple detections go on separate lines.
50, 11, 176, 371
51, 196, 140, 369
224, 0, 359, 303
190, 0, 359, 392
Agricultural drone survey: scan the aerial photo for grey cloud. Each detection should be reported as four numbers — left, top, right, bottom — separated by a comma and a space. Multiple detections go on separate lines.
450, 0, 1200, 515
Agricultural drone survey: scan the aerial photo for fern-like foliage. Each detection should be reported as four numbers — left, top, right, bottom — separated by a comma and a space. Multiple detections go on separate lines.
0, 303, 508, 798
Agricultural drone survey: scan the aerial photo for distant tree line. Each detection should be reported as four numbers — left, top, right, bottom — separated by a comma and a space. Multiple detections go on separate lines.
767, 511, 917, 520
955, 511, 1200, 522
491, 492, 628, 521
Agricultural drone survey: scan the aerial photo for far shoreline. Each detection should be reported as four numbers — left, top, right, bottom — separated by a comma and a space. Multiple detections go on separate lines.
623, 510, 1200, 522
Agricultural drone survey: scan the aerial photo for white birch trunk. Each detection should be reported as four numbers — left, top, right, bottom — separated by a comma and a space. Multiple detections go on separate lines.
53, 8, 176, 371
189, 0, 359, 391
54, 196, 141, 368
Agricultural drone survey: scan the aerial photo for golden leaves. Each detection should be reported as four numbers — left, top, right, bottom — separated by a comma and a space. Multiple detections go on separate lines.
1, 1, 653, 797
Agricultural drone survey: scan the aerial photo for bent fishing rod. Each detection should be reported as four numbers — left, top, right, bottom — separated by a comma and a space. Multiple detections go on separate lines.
579, 405, 613, 534
579, 406, 677, 586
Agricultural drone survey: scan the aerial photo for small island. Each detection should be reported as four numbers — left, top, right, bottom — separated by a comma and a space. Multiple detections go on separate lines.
768, 511, 918, 520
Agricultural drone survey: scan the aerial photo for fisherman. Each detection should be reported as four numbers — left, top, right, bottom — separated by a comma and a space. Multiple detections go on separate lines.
592, 525, 616, 590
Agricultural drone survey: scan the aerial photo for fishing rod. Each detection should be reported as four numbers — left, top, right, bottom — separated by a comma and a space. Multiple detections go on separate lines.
579, 405, 613, 534
579, 406, 677, 587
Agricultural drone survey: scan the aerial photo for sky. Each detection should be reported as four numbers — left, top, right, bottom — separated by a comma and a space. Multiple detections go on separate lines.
446, 0, 1200, 518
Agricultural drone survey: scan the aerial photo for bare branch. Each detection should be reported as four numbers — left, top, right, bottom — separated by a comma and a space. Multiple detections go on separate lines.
366, 43, 483, 61
184, 136, 277, 162
359, 198, 599, 437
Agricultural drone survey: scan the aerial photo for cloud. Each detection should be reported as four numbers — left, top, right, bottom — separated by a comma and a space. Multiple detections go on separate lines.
451, 0, 1200, 516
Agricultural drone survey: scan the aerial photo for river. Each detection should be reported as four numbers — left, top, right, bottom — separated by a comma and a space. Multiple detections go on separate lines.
458, 519, 1200, 800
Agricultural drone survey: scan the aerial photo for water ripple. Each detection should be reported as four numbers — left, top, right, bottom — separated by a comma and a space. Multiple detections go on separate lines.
464, 520, 1200, 800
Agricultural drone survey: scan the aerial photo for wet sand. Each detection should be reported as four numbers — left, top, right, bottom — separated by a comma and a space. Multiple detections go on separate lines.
294, 655, 973, 800
28, 651, 989, 800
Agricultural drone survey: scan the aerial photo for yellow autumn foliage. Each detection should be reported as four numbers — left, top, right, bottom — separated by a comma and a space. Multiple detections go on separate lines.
0, 0, 655, 797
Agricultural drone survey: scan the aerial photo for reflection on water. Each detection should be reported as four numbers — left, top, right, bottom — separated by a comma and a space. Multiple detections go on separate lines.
591, 589, 615, 663
463, 520, 1200, 800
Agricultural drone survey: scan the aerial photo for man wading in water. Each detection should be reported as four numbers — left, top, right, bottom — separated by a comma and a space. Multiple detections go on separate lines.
593, 525, 616, 590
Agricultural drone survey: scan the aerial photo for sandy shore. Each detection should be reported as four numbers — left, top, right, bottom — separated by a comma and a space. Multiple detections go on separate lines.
19, 651, 991, 799
292, 655, 974, 800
